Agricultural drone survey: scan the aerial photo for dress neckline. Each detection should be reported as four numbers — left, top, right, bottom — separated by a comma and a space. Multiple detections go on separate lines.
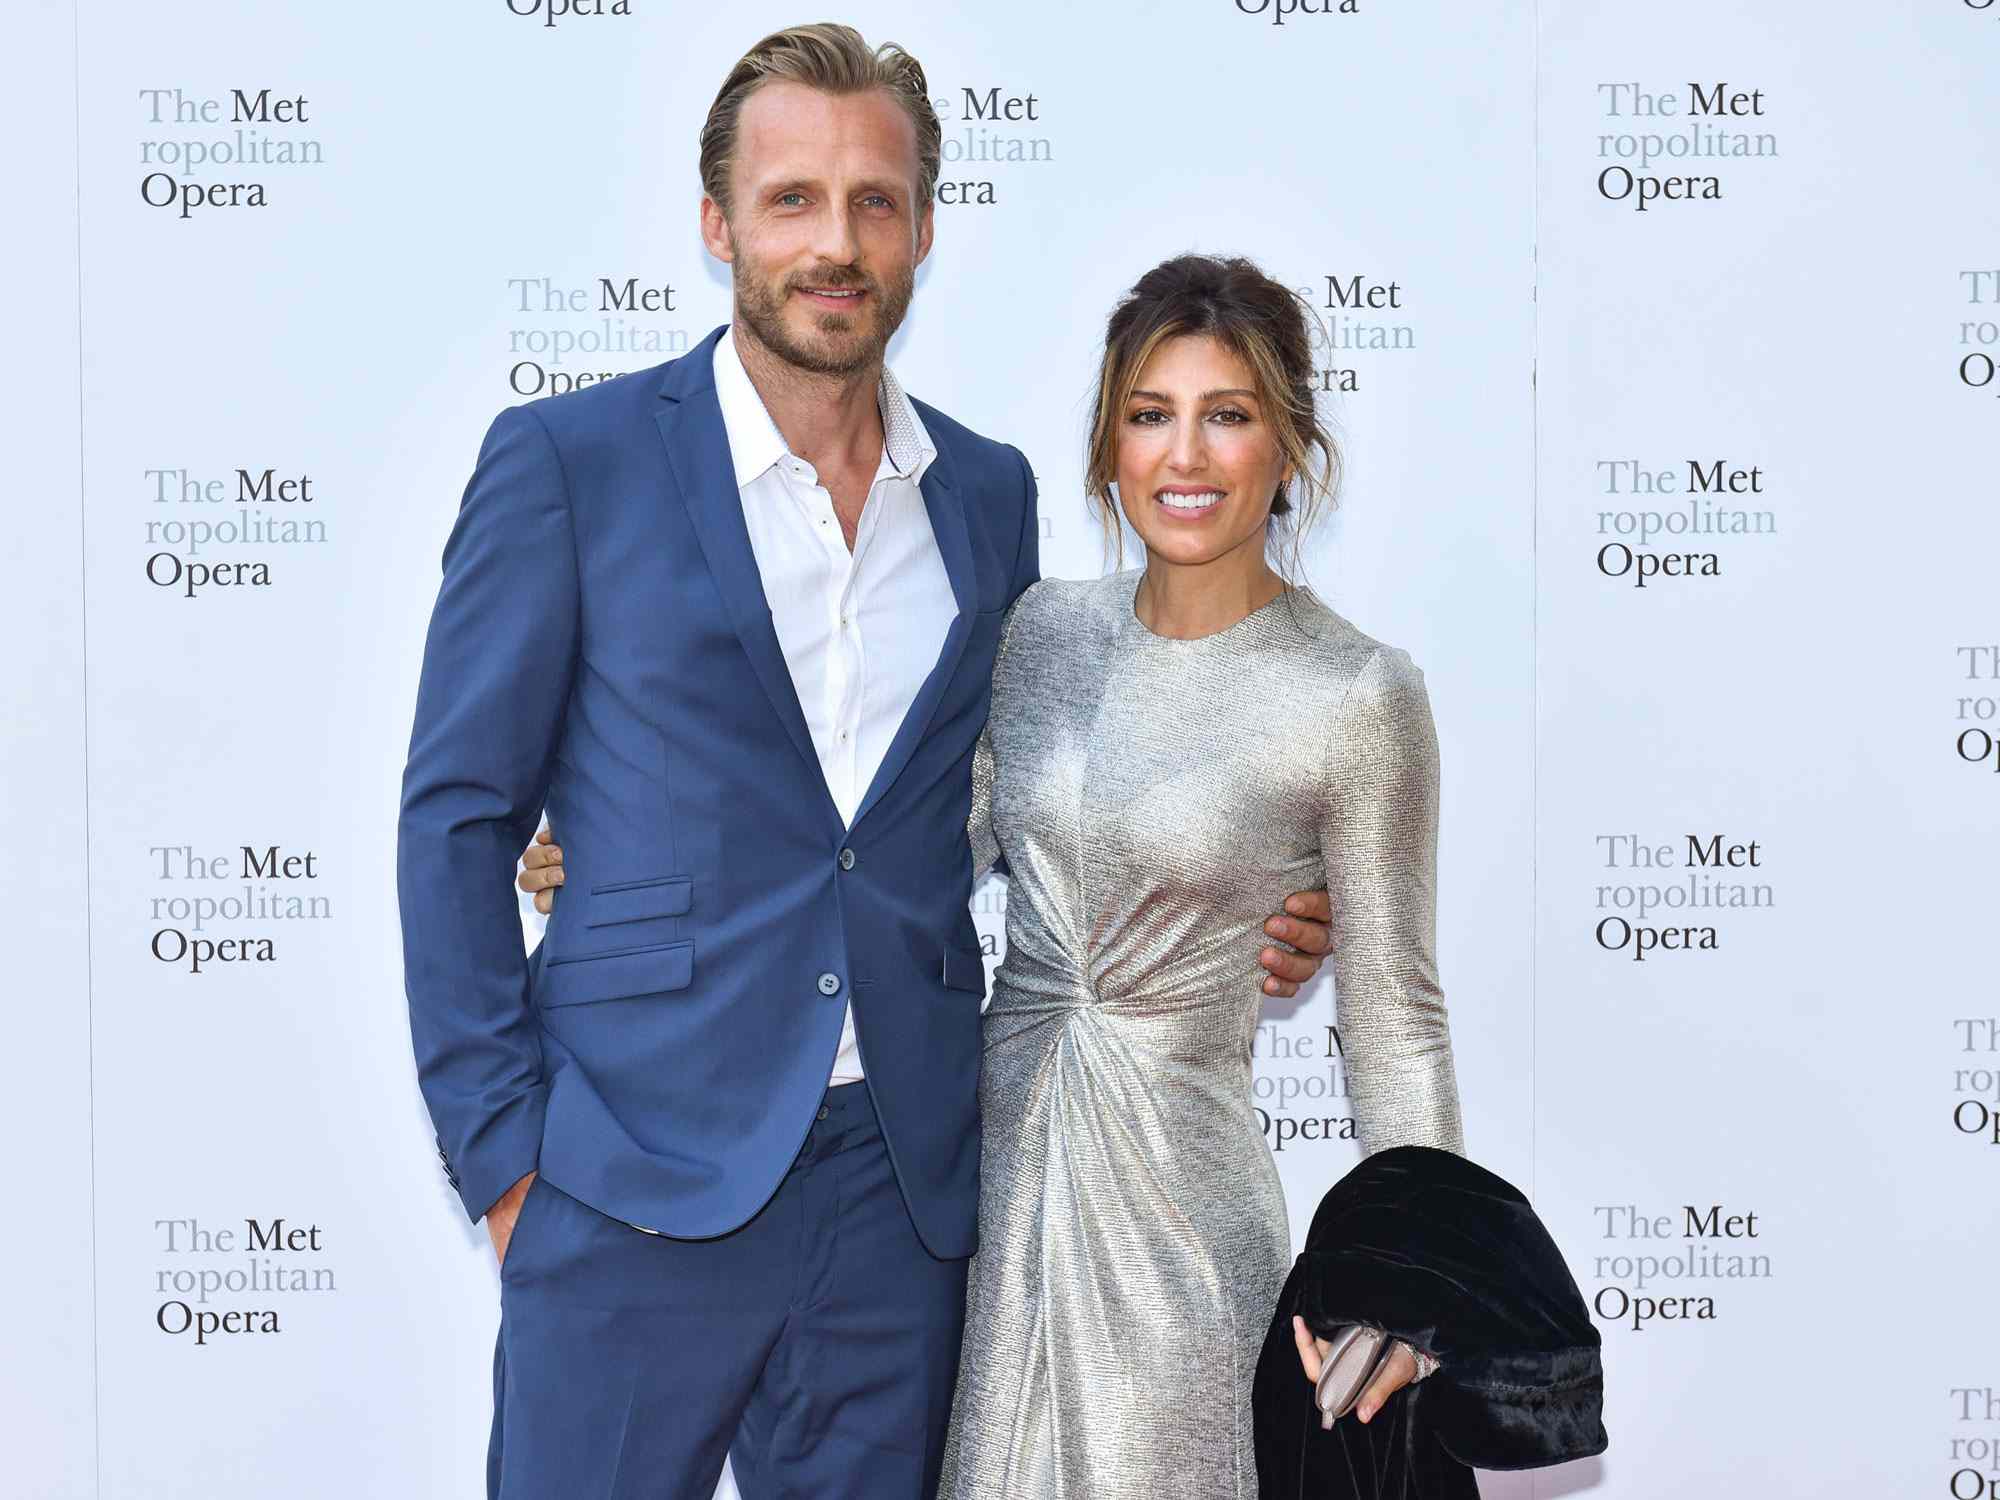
1119, 569, 1295, 646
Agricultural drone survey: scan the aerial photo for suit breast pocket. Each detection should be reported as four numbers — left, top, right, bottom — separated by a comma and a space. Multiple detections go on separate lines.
584, 874, 692, 929
545, 871, 694, 968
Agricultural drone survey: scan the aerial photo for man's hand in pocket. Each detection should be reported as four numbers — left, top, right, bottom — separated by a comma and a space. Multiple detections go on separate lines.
485, 1170, 538, 1268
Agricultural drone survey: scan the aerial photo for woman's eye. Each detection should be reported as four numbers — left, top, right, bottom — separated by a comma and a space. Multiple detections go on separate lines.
1126, 409, 1168, 426
1209, 408, 1249, 425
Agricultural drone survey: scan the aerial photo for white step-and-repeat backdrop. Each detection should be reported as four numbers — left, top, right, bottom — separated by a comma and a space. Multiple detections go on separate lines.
8, 1, 1997, 1496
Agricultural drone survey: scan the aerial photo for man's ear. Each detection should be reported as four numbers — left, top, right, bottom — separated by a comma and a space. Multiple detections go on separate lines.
699, 195, 735, 264
914, 198, 935, 268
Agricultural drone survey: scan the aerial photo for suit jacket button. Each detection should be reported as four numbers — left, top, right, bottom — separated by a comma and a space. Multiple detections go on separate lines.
817, 972, 841, 996
838, 848, 856, 871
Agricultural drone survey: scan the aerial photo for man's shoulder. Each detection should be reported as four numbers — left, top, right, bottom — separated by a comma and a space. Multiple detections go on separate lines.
906, 396, 1026, 485
497, 330, 719, 441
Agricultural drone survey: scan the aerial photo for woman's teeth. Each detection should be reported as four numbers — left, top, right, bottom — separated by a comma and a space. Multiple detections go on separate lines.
1158, 490, 1224, 510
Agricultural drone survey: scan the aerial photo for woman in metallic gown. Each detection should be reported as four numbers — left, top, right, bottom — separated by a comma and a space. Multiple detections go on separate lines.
521, 254, 1466, 1499
933, 254, 1464, 1500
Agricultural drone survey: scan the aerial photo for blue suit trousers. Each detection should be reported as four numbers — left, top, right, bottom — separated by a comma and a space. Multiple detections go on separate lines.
488, 1082, 968, 1499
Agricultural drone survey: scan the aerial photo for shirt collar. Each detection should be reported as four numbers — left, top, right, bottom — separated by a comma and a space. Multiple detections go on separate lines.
712, 324, 936, 490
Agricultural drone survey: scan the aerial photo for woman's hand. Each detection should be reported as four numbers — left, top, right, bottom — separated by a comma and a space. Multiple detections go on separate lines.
518, 826, 564, 914
1291, 1315, 1418, 1424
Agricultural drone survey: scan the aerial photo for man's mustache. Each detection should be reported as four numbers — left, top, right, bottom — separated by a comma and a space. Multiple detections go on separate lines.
786, 268, 876, 295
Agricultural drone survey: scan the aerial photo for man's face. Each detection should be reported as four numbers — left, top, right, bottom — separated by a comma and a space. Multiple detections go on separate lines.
701, 80, 934, 376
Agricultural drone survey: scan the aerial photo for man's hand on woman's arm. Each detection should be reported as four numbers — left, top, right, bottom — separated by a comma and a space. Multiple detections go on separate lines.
519, 826, 563, 914
1261, 889, 1333, 998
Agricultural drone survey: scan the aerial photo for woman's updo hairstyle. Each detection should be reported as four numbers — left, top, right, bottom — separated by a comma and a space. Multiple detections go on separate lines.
1084, 253, 1341, 576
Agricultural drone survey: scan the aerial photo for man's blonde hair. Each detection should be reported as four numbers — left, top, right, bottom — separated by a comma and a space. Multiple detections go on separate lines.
699, 23, 942, 214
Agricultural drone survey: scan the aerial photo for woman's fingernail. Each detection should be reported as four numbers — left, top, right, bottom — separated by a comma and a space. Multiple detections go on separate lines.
1358, 1404, 1373, 1423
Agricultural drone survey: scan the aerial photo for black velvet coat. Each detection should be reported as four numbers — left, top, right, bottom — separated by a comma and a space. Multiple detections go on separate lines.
1252, 1146, 1608, 1499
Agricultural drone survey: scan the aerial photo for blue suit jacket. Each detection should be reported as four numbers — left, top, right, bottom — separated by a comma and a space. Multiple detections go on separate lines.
398, 326, 1039, 1259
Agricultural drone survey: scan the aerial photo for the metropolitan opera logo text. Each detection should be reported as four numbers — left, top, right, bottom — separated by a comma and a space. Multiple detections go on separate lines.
1592, 457, 1776, 588
1283, 275, 1412, 395
144, 465, 323, 598
1588, 1201, 1771, 1332
1953, 645, 2000, 772
506, 276, 690, 398
928, 86, 1053, 207
1950, 1019, 2000, 1146
1961, 269, 2000, 398
1251, 1021, 1356, 1154
137, 88, 322, 219
154, 1216, 337, 1346
1949, 1387, 2000, 1499
1593, 82, 1776, 211
1590, 833, 1771, 960
148, 843, 330, 974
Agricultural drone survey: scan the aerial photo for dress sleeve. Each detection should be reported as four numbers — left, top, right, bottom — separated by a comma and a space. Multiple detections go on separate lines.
969, 718, 1001, 883
967, 590, 1031, 883
1318, 645, 1464, 1157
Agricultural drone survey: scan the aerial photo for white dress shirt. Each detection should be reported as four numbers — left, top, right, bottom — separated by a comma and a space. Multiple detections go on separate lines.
712, 326, 957, 1086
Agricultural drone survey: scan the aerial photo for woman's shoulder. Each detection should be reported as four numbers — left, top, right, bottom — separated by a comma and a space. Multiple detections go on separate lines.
1280, 593, 1433, 733
1280, 591, 1419, 678
1003, 570, 1135, 633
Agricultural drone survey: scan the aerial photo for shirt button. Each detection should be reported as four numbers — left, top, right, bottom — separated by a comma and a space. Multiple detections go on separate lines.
817, 972, 841, 996
817, 1104, 831, 1121
838, 848, 856, 871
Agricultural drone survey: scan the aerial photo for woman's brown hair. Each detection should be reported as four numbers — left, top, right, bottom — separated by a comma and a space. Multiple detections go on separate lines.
1085, 254, 1340, 576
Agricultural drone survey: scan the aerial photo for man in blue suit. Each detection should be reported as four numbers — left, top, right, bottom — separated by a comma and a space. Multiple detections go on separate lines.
398, 23, 1333, 1500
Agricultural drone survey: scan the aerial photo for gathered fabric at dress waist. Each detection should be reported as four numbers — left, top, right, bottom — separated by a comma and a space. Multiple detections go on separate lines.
990, 918, 1269, 1012
984, 955, 1266, 1071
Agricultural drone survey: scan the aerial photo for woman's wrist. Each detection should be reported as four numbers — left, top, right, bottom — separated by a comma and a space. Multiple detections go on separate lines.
1398, 1339, 1441, 1382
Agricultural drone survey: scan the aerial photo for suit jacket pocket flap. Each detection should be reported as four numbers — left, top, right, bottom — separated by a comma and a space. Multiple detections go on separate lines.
941, 943, 987, 995
540, 939, 694, 1007
585, 875, 693, 928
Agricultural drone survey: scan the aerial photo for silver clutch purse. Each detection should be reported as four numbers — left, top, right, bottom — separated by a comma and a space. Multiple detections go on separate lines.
1313, 1323, 1397, 1429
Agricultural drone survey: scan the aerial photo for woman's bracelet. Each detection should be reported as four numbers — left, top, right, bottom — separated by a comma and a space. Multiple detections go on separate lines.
1399, 1339, 1442, 1382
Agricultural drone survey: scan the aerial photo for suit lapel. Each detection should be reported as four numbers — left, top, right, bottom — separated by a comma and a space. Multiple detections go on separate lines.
654, 331, 842, 837
849, 438, 976, 832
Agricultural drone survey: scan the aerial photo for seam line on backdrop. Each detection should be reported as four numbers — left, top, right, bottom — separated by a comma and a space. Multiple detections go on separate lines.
70, 0, 103, 1493
1528, 4, 1542, 1496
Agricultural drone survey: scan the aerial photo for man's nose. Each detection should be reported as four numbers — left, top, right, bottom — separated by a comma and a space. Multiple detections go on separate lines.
809, 201, 862, 267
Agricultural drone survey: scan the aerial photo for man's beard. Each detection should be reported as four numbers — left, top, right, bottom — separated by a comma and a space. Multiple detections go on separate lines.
733, 254, 915, 377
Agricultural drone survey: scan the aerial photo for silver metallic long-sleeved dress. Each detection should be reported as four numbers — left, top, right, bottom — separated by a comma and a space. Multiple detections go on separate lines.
936, 570, 1465, 1500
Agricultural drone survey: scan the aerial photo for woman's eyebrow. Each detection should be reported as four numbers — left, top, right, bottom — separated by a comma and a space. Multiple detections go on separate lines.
1126, 387, 1259, 402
